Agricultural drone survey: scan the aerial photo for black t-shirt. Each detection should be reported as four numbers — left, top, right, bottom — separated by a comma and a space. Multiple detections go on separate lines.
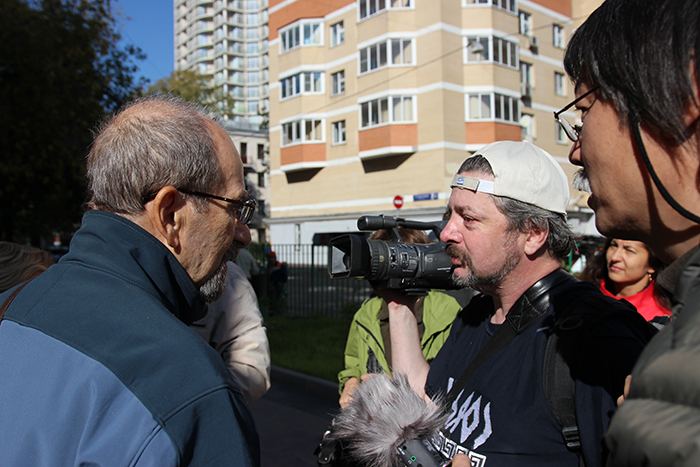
425, 287, 650, 467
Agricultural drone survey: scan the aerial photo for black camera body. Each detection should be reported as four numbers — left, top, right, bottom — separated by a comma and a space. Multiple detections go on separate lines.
328, 215, 455, 293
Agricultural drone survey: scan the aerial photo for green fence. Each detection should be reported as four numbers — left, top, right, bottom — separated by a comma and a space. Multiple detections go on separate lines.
252, 243, 373, 318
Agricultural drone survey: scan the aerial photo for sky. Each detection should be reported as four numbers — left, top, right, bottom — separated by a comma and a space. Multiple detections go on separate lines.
113, 0, 175, 86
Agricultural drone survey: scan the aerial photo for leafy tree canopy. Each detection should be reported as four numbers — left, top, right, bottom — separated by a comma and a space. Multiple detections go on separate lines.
148, 68, 236, 116
0, 0, 146, 243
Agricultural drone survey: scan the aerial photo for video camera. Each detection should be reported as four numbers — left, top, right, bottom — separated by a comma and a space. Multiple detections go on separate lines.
328, 215, 455, 294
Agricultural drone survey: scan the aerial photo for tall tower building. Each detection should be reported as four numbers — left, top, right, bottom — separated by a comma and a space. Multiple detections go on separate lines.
268, 0, 599, 245
174, 0, 270, 128
174, 0, 273, 243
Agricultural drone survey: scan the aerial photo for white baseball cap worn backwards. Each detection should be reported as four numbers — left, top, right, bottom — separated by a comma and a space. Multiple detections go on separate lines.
450, 141, 570, 214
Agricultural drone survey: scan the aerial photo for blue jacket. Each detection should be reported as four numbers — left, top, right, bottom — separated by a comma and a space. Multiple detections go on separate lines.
0, 210, 259, 466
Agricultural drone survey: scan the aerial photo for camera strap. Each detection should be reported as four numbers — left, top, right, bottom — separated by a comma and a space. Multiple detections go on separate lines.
444, 269, 575, 408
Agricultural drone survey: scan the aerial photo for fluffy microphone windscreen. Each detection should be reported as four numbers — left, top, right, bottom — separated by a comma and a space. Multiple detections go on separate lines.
331, 373, 448, 467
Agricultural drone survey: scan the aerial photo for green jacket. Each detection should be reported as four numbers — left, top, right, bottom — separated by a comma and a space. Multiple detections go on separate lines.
338, 290, 464, 394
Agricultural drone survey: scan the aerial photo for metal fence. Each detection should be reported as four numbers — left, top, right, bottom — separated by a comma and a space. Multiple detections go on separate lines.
251, 243, 373, 318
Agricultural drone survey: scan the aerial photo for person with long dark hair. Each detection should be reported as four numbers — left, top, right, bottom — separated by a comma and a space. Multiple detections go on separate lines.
580, 238, 670, 321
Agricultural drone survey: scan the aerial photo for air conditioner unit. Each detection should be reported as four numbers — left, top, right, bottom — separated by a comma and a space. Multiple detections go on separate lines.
529, 35, 539, 49
520, 82, 532, 98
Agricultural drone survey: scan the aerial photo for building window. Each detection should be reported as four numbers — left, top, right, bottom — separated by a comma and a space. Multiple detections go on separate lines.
467, 93, 519, 124
332, 120, 346, 144
248, 71, 260, 83
466, 0, 515, 13
331, 71, 345, 96
359, 0, 412, 20
257, 143, 265, 160
555, 72, 566, 96
246, 13, 258, 24
248, 86, 260, 97
553, 24, 565, 49
280, 21, 322, 53
465, 36, 518, 68
281, 119, 324, 146
248, 101, 259, 113
359, 39, 413, 74
520, 62, 533, 99
519, 11, 532, 35
240, 142, 248, 163
258, 172, 266, 188
360, 96, 414, 128
330, 21, 344, 47
280, 72, 323, 99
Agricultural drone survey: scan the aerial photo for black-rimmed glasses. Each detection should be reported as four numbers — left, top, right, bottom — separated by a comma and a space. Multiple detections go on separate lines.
142, 188, 256, 224
177, 188, 256, 224
554, 86, 600, 142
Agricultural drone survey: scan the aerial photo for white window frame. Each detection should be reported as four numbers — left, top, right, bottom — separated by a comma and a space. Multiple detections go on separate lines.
359, 38, 414, 75
466, 92, 520, 124
554, 72, 566, 96
358, 0, 413, 21
331, 70, 345, 96
519, 11, 531, 35
359, 95, 416, 129
280, 71, 324, 100
553, 24, 565, 49
332, 120, 346, 145
464, 36, 518, 69
464, 0, 516, 14
279, 20, 323, 54
330, 21, 345, 47
281, 118, 325, 146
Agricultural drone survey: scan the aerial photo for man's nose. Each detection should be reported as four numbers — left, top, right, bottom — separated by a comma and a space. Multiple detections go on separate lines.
234, 222, 252, 249
568, 139, 582, 166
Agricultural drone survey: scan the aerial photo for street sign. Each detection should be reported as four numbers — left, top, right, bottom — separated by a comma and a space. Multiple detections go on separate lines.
393, 195, 404, 209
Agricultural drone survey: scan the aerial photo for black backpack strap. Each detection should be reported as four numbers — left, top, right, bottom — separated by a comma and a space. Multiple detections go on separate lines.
445, 269, 576, 408
542, 283, 650, 467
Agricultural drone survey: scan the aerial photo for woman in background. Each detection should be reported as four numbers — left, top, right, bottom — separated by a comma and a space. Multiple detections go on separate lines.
581, 238, 670, 321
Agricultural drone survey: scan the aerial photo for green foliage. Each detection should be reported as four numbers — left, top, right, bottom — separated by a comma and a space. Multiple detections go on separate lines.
266, 315, 352, 382
147, 69, 235, 116
0, 0, 146, 242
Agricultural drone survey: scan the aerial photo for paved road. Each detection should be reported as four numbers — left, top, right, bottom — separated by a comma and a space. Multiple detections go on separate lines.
249, 367, 341, 467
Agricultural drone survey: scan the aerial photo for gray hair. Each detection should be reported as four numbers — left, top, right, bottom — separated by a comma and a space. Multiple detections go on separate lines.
86, 94, 224, 214
458, 155, 577, 261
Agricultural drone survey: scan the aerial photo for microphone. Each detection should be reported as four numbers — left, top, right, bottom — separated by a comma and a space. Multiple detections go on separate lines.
330, 373, 450, 467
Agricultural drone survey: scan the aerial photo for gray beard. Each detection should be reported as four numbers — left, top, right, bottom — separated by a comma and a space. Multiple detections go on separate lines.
199, 245, 238, 303
446, 240, 520, 295
573, 168, 592, 193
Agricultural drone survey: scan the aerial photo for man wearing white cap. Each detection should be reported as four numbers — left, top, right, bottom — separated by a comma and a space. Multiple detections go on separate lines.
389, 141, 651, 467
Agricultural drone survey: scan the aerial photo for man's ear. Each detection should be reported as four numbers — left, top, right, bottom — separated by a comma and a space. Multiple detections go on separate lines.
523, 225, 549, 256
144, 186, 187, 251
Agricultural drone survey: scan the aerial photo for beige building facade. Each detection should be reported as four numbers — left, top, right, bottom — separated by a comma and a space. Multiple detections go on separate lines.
268, 0, 600, 245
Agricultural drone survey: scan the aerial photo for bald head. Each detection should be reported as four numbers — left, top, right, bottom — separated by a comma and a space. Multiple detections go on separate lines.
86, 95, 225, 215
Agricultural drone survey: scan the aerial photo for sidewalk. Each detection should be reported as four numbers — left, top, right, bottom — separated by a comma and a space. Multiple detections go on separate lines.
248, 366, 341, 467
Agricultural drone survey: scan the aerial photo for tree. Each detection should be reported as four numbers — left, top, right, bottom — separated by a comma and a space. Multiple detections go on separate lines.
0, 0, 146, 243
148, 69, 236, 117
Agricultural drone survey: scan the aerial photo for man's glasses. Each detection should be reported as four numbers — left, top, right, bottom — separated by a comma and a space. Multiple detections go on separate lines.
177, 188, 256, 224
554, 86, 599, 142
142, 188, 256, 224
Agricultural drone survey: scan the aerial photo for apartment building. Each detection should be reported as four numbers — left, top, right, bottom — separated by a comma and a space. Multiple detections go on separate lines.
267, 0, 598, 244
221, 122, 271, 243
174, 0, 271, 127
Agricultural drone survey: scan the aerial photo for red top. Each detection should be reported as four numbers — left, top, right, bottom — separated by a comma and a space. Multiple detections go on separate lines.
599, 279, 671, 321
